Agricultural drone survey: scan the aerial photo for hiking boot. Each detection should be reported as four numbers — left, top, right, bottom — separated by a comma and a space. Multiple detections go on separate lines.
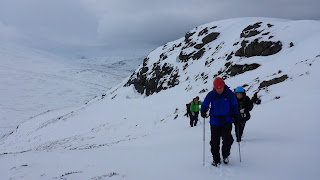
223, 157, 229, 164
211, 161, 221, 167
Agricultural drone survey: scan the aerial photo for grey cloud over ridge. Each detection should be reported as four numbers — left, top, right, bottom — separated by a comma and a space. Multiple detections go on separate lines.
94, 0, 320, 47
0, 0, 319, 52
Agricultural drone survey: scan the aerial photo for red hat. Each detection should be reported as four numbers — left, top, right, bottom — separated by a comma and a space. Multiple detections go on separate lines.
213, 77, 225, 89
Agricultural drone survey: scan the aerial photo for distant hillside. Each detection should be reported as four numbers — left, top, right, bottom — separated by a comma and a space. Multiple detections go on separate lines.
0, 41, 142, 137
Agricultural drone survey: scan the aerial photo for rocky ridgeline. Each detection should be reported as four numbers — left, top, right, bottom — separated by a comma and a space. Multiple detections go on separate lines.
125, 21, 286, 98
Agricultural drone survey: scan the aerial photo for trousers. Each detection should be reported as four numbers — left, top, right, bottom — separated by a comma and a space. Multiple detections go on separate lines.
210, 123, 234, 163
190, 112, 199, 127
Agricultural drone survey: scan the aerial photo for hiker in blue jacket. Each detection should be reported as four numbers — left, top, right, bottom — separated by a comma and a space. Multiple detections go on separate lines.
201, 77, 240, 166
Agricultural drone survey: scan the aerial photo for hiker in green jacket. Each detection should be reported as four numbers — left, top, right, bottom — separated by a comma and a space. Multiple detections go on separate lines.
190, 96, 203, 127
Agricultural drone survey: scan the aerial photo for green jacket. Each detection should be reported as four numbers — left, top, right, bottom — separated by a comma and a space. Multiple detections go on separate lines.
190, 101, 203, 112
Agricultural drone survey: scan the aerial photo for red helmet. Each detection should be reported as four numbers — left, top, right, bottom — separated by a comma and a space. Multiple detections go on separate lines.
213, 77, 225, 89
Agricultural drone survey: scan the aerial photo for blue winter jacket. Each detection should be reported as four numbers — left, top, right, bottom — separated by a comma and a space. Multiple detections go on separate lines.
201, 86, 239, 126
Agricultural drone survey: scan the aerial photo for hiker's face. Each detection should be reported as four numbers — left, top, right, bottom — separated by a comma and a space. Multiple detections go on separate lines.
216, 87, 224, 94
236, 93, 243, 99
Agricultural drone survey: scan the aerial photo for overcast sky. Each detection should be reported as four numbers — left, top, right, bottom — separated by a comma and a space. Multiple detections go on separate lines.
0, 0, 319, 56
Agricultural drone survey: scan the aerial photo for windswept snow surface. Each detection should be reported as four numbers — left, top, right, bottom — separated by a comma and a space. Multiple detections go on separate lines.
1, 18, 320, 180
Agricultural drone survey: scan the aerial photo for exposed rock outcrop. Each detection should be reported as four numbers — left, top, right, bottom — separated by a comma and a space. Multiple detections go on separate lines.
235, 39, 282, 57
125, 61, 180, 96
258, 75, 289, 89
235, 22, 282, 57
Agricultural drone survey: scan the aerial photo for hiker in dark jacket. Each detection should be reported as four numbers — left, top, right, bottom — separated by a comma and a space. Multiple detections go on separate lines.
190, 96, 202, 127
201, 77, 240, 166
233, 86, 253, 142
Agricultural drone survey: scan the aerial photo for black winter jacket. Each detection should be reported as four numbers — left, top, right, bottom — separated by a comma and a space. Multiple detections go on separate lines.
236, 94, 253, 122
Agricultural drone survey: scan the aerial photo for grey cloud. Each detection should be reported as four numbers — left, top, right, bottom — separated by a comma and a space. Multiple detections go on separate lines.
0, 0, 98, 45
94, 0, 320, 48
0, 0, 319, 54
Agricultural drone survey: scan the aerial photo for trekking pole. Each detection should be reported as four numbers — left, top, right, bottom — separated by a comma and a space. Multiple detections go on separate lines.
238, 142, 241, 162
203, 117, 205, 166
236, 125, 242, 162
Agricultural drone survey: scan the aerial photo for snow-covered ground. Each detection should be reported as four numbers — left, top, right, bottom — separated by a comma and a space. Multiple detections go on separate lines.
1, 17, 320, 179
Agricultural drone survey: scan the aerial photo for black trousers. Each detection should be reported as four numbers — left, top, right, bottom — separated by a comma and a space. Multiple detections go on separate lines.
188, 112, 193, 125
210, 123, 234, 163
190, 112, 199, 127
234, 121, 246, 142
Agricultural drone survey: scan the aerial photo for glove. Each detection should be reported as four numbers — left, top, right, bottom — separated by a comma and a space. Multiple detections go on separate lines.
201, 109, 208, 118
233, 115, 241, 124
236, 135, 241, 142
192, 112, 195, 116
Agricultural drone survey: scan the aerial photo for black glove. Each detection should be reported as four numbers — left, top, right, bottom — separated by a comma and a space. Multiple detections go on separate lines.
236, 134, 241, 142
233, 115, 241, 124
201, 109, 208, 118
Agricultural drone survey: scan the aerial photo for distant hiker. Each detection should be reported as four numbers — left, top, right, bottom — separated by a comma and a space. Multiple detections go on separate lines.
190, 96, 202, 127
201, 77, 240, 166
233, 86, 253, 142
186, 100, 193, 126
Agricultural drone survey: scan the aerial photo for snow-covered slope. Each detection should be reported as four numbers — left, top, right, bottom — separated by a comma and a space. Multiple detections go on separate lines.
1, 17, 320, 180
0, 41, 142, 137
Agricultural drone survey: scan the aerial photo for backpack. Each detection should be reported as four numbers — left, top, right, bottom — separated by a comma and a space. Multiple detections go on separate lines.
186, 103, 191, 114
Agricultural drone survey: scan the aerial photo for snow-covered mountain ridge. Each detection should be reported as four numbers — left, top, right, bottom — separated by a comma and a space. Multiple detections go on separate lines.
124, 18, 319, 101
1, 17, 320, 180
